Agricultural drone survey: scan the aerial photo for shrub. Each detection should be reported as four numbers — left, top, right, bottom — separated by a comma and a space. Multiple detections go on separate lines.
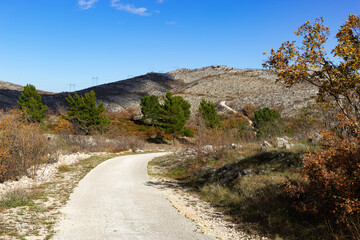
242, 103, 257, 118
0, 189, 32, 208
55, 119, 73, 134
198, 98, 221, 129
285, 115, 360, 223
58, 163, 71, 173
65, 90, 110, 135
17, 84, 47, 122
252, 107, 286, 138
180, 127, 194, 137
0, 109, 53, 182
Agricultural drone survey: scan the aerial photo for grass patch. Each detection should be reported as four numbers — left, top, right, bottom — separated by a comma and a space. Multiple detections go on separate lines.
150, 144, 342, 240
58, 163, 71, 172
0, 189, 33, 208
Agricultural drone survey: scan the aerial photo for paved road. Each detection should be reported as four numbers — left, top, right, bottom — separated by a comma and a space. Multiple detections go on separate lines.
53, 153, 215, 240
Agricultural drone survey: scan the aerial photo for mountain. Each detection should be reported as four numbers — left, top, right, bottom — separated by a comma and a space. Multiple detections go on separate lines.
0, 66, 318, 116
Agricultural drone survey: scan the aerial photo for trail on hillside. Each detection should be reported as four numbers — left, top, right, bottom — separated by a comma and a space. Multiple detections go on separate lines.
52, 153, 215, 240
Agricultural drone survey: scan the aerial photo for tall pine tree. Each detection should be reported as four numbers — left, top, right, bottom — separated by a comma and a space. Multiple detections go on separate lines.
158, 92, 191, 144
65, 90, 110, 134
140, 95, 161, 126
17, 84, 47, 122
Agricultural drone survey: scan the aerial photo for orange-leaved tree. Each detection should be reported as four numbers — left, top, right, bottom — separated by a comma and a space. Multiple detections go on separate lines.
263, 14, 360, 121
264, 15, 360, 225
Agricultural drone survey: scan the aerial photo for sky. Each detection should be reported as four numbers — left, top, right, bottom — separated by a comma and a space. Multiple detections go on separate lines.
0, 0, 359, 92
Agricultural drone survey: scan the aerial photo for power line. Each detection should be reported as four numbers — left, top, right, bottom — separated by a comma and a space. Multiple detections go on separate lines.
69, 83, 75, 92
92, 77, 99, 86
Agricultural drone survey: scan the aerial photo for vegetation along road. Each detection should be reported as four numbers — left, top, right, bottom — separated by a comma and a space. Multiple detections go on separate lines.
52, 152, 215, 240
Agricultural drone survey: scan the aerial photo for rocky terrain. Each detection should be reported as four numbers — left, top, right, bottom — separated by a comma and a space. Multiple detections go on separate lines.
0, 65, 318, 116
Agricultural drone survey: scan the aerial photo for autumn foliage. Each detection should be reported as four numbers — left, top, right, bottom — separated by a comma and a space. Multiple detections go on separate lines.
285, 115, 360, 222
264, 14, 360, 121
0, 109, 52, 182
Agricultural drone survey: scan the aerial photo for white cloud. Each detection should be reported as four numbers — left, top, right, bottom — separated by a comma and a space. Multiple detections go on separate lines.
111, 0, 150, 16
157, 0, 164, 3
78, 0, 98, 10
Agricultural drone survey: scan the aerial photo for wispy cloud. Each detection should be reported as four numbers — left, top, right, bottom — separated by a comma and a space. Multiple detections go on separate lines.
165, 21, 176, 25
157, 0, 164, 3
78, 0, 98, 10
111, 0, 150, 16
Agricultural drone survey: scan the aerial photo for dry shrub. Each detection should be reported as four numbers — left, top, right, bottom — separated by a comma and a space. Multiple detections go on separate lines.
59, 134, 145, 153
285, 115, 360, 224
288, 103, 339, 139
221, 114, 256, 142
105, 109, 130, 120
242, 103, 257, 118
55, 119, 73, 134
0, 109, 54, 182
105, 107, 140, 120
192, 119, 238, 160
145, 127, 172, 141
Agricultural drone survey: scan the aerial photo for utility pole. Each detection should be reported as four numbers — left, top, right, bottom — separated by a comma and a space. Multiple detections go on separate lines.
69, 83, 76, 92
92, 77, 99, 86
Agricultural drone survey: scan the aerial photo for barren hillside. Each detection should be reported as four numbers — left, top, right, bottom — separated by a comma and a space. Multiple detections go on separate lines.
168, 66, 317, 116
0, 66, 317, 116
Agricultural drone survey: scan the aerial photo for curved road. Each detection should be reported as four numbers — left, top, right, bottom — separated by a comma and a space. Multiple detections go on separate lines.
53, 153, 215, 240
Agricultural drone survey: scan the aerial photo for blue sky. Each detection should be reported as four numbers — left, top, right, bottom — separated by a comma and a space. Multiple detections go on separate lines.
0, 0, 358, 92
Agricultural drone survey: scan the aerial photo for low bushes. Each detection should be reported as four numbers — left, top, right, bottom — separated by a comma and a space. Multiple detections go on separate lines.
285, 115, 360, 227
0, 109, 57, 182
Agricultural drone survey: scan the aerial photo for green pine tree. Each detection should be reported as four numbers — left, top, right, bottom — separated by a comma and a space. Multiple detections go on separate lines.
17, 84, 47, 122
158, 92, 191, 144
65, 90, 110, 134
252, 107, 284, 138
199, 98, 221, 129
140, 95, 161, 126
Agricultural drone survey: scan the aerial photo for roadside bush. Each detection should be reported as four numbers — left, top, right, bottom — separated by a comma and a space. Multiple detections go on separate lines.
58, 133, 145, 153
285, 115, 360, 225
191, 120, 238, 160
0, 109, 55, 182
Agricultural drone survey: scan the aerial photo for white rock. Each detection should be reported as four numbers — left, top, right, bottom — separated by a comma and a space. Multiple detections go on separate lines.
202, 145, 214, 153
262, 141, 272, 148
276, 137, 289, 148
231, 143, 242, 149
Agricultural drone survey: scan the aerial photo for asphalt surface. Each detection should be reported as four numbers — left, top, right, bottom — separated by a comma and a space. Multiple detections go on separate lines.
52, 152, 215, 240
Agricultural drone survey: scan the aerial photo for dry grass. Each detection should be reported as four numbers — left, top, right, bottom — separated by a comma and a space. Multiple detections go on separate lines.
58, 163, 71, 172
150, 144, 354, 239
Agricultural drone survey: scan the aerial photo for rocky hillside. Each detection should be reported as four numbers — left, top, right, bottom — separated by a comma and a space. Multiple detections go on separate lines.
0, 66, 318, 116
169, 66, 317, 116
